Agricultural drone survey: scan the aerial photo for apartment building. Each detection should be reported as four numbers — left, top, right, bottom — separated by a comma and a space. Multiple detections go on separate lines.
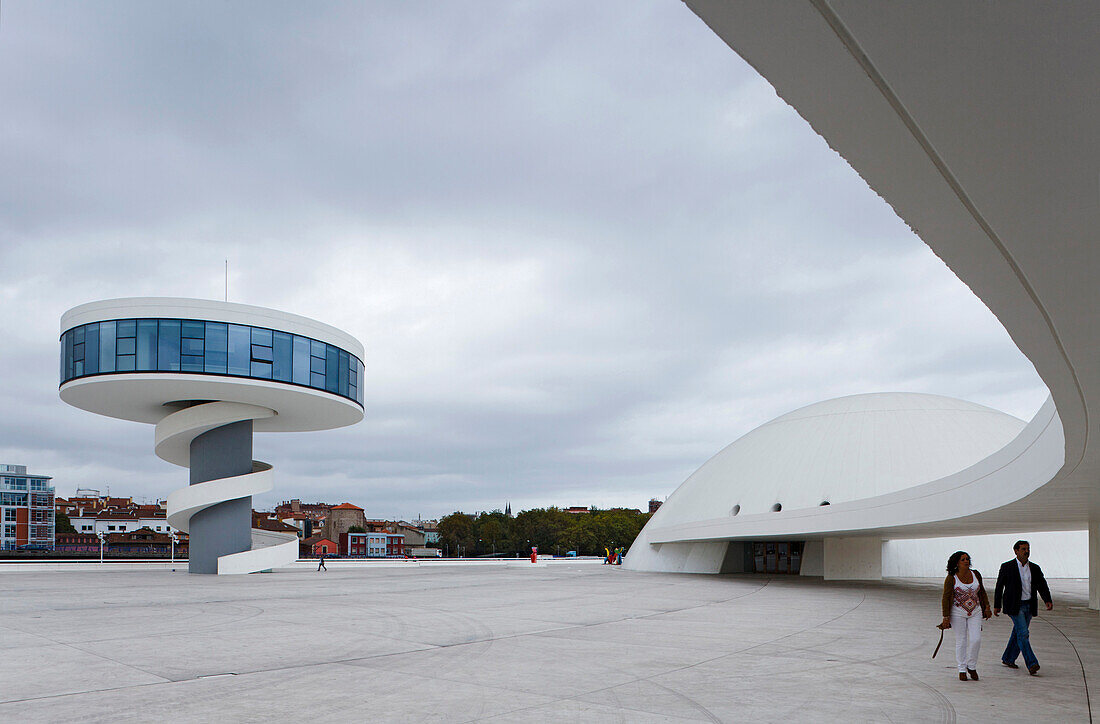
1, 464, 54, 551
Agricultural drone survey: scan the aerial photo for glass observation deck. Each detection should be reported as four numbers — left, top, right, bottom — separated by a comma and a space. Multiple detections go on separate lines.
60, 318, 364, 407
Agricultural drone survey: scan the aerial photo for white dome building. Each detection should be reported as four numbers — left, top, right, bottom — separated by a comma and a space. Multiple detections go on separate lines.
626, 392, 1086, 578
668, 392, 1025, 521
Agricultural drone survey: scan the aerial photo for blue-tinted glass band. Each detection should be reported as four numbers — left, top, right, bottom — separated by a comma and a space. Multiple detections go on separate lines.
60, 318, 364, 407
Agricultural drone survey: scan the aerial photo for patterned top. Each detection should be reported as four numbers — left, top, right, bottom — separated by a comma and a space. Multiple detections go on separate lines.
952, 575, 981, 616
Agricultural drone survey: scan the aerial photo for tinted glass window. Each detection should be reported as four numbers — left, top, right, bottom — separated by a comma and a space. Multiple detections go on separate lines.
272, 332, 292, 382
250, 360, 272, 379
325, 346, 339, 393
338, 350, 349, 398
227, 324, 250, 376
63, 331, 74, 379
251, 327, 272, 346
181, 337, 204, 356
292, 336, 311, 385
181, 321, 205, 339
158, 320, 180, 371
61, 317, 361, 407
85, 324, 100, 372
98, 322, 116, 373
205, 322, 227, 373
137, 320, 157, 370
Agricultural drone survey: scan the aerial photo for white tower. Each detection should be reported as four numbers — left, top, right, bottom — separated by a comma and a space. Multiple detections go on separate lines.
59, 298, 364, 574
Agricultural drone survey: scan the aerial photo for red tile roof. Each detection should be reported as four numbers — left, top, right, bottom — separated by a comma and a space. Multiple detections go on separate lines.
330, 503, 363, 510
95, 511, 140, 520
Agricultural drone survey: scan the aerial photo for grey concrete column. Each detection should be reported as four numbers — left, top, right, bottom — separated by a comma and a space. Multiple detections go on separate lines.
1090, 519, 1099, 611
188, 419, 253, 574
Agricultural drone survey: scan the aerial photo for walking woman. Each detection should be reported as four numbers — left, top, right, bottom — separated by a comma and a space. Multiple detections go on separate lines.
941, 551, 992, 680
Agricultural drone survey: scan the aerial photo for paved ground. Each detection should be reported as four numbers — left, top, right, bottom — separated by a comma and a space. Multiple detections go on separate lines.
0, 562, 1096, 723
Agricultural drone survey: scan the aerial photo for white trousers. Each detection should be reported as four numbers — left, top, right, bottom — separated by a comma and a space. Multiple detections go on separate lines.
951, 610, 982, 672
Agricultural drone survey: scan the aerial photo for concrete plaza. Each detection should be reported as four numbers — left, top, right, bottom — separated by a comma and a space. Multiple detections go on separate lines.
1, 561, 1096, 723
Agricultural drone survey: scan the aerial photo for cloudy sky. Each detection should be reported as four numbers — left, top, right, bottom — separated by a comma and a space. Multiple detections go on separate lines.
0, 1, 1046, 519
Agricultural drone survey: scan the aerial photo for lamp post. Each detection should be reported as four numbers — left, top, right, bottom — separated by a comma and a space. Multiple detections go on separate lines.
170, 531, 178, 566
96, 531, 105, 564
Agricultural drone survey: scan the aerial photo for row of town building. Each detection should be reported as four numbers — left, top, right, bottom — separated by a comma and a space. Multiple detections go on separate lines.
265, 500, 441, 558
4, 462, 652, 557
3, 463, 442, 559
55, 528, 188, 557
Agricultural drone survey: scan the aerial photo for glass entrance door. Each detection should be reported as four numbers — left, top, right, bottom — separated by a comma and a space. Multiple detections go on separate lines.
751, 541, 804, 573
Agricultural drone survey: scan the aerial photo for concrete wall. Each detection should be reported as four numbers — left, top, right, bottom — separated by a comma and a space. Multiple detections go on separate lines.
883, 530, 1087, 578
823, 537, 882, 581
622, 530, 727, 574
800, 540, 824, 577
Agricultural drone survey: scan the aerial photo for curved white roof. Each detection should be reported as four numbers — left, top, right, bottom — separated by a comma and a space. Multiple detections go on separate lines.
659, 392, 1024, 526
626, 5, 1097, 579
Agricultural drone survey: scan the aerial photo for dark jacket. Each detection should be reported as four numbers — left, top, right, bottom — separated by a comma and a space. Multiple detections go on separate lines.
941, 570, 991, 619
994, 558, 1052, 616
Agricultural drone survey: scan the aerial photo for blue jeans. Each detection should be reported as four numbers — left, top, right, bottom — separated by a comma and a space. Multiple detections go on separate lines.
1001, 605, 1038, 669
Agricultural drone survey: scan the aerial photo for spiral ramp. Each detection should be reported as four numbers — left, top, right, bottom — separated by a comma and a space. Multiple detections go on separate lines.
159, 402, 299, 575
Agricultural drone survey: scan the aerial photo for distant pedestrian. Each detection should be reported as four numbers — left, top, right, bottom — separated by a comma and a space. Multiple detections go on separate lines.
317, 554, 327, 572
940, 551, 991, 681
994, 540, 1053, 675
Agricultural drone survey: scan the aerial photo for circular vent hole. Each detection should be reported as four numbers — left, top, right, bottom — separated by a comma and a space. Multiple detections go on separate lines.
730, 504, 741, 516
771, 503, 782, 512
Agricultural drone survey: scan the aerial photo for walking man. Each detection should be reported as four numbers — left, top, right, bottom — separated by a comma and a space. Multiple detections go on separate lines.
993, 540, 1053, 675
317, 553, 327, 572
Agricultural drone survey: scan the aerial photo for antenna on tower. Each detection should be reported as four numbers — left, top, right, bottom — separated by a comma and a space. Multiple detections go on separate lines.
225, 259, 228, 301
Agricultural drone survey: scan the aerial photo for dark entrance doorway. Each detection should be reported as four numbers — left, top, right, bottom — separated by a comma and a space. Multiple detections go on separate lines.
751, 541, 803, 574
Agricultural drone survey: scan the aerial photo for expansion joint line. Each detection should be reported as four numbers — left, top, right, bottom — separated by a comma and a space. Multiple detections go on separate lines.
1039, 616, 1092, 722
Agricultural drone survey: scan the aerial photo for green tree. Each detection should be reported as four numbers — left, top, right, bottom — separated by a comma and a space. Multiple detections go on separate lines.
474, 510, 512, 556
513, 507, 573, 555
438, 512, 475, 557
440, 506, 651, 558
55, 512, 77, 535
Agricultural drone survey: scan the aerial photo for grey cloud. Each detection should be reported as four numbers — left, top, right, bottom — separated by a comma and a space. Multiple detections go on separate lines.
0, 1, 1045, 520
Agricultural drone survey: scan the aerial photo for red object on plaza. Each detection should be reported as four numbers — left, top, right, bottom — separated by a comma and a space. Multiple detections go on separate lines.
530, 546, 538, 563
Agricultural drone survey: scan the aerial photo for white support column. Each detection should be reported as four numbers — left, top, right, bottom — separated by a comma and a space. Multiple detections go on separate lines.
823, 537, 883, 581
1089, 519, 1099, 611
800, 540, 824, 576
